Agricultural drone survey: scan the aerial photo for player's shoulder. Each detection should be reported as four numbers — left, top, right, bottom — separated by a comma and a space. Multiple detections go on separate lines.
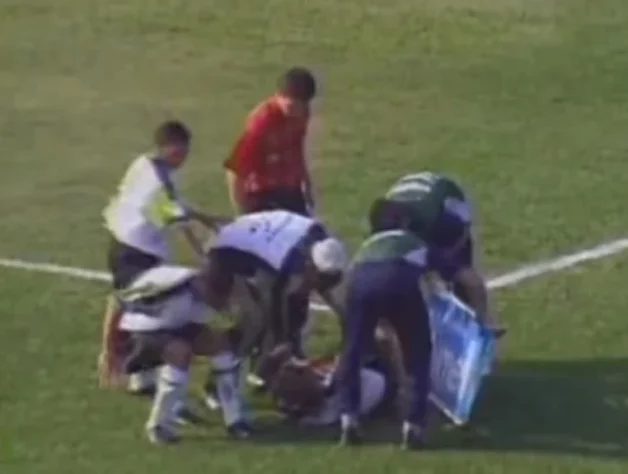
357, 229, 426, 256
370, 228, 425, 244
246, 97, 283, 127
126, 152, 152, 171
391, 171, 465, 197
121, 153, 163, 185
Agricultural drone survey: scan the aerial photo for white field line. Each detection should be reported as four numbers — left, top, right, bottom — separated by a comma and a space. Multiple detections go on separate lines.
1, 237, 628, 311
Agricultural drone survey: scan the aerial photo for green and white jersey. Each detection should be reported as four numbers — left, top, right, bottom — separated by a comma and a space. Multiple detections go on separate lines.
103, 154, 189, 259
385, 172, 471, 242
352, 229, 427, 269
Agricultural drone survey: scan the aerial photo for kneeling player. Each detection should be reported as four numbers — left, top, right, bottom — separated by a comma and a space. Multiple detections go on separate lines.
201, 210, 349, 404
100, 264, 249, 444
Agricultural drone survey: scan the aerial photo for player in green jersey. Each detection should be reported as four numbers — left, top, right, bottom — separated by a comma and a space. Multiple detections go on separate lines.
375, 172, 500, 329
335, 207, 432, 450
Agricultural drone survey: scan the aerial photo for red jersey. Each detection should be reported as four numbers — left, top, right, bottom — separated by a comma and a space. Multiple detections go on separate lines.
224, 95, 309, 194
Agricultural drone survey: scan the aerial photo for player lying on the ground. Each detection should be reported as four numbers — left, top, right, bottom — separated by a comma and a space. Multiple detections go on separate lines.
256, 323, 407, 427
99, 120, 228, 393
376, 172, 504, 332
200, 209, 349, 407
99, 262, 252, 445
333, 205, 434, 450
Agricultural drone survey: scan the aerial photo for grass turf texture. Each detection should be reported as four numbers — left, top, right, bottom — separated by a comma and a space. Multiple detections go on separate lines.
1, 0, 627, 472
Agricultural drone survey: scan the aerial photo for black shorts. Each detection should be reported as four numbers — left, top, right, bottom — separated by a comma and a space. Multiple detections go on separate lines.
120, 323, 204, 374
243, 189, 309, 216
107, 236, 162, 290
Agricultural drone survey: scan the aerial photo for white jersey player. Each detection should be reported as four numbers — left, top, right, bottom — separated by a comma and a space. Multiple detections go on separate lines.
204, 210, 348, 354
98, 121, 228, 418
201, 210, 349, 406
105, 262, 254, 445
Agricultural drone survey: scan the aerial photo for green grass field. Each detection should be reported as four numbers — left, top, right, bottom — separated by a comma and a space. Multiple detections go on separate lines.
1, 0, 628, 472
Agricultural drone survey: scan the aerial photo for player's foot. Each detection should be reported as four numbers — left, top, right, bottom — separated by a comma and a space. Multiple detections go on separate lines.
246, 373, 267, 393
146, 425, 181, 445
339, 414, 362, 446
203, 386, 221, 411
127, 385, 156, 397
338, 425, 362, 446
174, 404, 205, 426
226, 420, 253, 440
401, 422, 425, 451
128, 371, 157, 396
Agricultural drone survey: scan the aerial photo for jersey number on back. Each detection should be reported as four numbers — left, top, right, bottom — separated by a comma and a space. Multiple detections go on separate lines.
247, 213, 293, 243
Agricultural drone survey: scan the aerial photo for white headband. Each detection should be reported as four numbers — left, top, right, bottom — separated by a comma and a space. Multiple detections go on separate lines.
310, 238, 349, 274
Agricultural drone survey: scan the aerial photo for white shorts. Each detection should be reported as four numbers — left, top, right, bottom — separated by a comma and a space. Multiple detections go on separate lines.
118, 265, 213, 332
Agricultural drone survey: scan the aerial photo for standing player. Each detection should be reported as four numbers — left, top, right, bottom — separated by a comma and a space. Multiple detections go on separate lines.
224, 67, 318, 216
99, 121, 226, 391
377, 172, 502, 329
335, 208, 433, 450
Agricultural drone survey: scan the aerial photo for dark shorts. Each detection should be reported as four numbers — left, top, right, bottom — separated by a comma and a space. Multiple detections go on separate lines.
119, 323, 204, 374
107, 236, 161, 290
242, 188, 309, 216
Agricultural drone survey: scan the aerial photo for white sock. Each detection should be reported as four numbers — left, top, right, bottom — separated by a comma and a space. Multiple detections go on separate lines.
211, 353, 245, 427
341, 413, 358, 430
146, 365, 189, 431
128, 369, 157, 392
403, 421, 423, 436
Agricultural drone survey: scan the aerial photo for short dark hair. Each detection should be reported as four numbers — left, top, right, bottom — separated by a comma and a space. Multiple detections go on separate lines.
369, 198, 408, 233
278, 67, 317, 102
154, 120, 191, 147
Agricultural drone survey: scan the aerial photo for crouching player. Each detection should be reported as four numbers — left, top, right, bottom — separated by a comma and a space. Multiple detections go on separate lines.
334, 208, 433, 450
99, 264, 251, 445
379, 172, 503, 330
201, 209, 348, 404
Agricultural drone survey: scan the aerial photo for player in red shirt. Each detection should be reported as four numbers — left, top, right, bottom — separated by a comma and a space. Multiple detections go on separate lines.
224, 67, 317, 216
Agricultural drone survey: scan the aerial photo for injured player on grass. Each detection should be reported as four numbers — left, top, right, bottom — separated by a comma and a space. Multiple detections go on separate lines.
256, 322, 410, 428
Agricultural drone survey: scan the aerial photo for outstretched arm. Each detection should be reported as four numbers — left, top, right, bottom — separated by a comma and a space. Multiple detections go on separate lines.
453, 266, 505, 335
318, 285, 345, 330
186, 208, 231, 232
179, 223, 204, 258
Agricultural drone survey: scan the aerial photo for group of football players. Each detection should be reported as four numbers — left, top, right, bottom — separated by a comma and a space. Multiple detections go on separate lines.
97, 119, 502, 450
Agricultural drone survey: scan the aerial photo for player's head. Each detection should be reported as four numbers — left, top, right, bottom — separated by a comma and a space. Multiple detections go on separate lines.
305, 237, 349, 291
154, 120, 191, 168
258, 344, 325, 414
428, 214, 470, 254
277, 67, 317, 115
369, 198, 415, 234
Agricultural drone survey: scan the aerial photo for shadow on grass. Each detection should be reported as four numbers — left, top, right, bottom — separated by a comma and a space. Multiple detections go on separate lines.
246, 358, 628, 459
